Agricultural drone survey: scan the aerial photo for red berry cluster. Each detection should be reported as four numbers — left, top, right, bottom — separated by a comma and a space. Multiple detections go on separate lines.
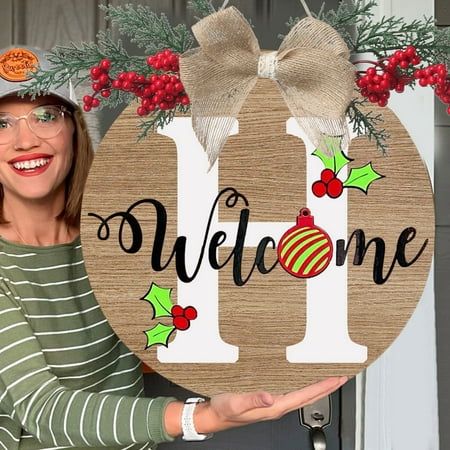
83, 59, 113, 110
414, 64, 450, 113
147, 49, 179, 72
171, 305, 198, 331
312, 169, 344, 199
82, 50, 189, 116
356, 46, 421, 107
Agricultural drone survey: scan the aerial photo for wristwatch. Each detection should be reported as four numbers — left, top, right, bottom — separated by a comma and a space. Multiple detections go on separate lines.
181, 397, 213, 441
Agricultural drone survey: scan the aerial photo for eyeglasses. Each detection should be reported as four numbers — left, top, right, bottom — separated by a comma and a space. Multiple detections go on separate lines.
0, 105, 71, 144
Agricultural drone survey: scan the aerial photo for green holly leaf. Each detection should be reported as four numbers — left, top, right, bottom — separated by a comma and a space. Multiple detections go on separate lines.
343, 163, 384, 193
142, 283, 174, 319
312, 136, 353, 175
144, 323, 176, 349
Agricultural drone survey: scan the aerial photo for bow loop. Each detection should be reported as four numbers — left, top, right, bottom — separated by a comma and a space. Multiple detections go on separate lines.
191, 6, 260, 69
180, 7, 355, 168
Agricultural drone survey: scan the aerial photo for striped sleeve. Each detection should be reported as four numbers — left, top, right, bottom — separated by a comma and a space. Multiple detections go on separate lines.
0, 292, 176, 448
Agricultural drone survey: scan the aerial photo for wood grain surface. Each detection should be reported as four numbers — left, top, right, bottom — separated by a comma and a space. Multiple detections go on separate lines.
81, 79, 434, 396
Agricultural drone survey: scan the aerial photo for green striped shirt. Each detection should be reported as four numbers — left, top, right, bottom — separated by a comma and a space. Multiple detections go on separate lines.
0, 236, 175, 450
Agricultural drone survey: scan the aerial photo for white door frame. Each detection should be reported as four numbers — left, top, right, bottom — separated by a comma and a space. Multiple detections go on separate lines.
357, 1, 439, 449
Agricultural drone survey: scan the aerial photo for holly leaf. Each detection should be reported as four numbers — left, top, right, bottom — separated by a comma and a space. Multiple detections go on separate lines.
144, 323, 176, 348
343, 163, 384, 193
312, 136, 353, 175
141, 283, 174, 319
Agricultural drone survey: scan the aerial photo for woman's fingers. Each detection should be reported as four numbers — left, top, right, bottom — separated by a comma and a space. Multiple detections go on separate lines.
271, 376, 347, 415
208, 376, 349, 429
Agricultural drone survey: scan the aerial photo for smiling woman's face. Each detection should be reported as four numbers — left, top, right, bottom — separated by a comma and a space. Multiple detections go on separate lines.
0, 95, 75, 207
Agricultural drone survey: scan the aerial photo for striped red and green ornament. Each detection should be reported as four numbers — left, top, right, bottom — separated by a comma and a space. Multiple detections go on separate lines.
277, 208, 333, 278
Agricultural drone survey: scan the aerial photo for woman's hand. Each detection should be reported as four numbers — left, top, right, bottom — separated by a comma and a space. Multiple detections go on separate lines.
164, 376, 347, 437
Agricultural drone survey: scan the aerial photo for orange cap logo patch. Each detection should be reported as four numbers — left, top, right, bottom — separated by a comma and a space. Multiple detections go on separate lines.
0, 48, 39, 82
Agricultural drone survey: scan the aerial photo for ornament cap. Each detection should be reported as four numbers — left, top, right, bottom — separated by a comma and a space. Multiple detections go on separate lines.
297, 208, 314, 227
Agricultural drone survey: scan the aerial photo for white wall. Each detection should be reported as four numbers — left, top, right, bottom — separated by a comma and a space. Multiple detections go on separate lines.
362, 1, 439, 449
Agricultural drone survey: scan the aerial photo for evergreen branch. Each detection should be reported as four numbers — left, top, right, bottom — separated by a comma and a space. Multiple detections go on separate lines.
347, 99, 390, 155
284, 0, 376, 49
100, 4, 194, 54
20, 31, 145, 99
187, 0, 216, 19
138, 105, 190, 139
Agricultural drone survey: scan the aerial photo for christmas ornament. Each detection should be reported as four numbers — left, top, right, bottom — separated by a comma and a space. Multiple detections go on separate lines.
277, 208, 333, 278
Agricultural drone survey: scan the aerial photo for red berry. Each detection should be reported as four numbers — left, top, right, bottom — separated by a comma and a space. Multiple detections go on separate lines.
165, 83, 175, 94
173, 316, 190, 331
99, 59, 111, 71
99, 73, 109, 86
91, 98, 100, 108
83, 95, 93, 106
184, 306, 198, 320
312, 180, 327, 198
112, 79, 122, 89
356, 78, 367, 88
142, 98, 152, 109
320, 169, 335, 184
101, 89, 111, 98
137, 106, 148, 116
90, 66, 102, 80
92, 82, 102, 92
171, 305, 185, 317
385, 62, 397, 72
405, 46, 416, 58
174, 82, 184, 94
366, 67, 377, 77
327, 178, 344, 198
83, 104, 92, 112
180, 95, 190, 106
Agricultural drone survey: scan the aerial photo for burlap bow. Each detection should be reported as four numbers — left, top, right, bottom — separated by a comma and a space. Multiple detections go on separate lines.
179, 6, 356, 168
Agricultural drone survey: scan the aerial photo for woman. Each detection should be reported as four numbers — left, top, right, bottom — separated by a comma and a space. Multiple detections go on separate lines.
0, 46, 346, 450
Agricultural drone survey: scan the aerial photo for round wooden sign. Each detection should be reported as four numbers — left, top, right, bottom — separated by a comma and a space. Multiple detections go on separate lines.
81, 80, 434, 396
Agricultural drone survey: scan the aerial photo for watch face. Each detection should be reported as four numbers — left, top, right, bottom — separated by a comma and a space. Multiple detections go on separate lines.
185, 397, 205, 404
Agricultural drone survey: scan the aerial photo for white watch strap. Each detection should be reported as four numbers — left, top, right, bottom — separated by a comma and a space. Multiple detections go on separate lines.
181, 397, 212, 441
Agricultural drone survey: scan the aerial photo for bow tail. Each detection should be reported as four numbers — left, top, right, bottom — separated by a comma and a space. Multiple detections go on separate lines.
192, 115, 238, 169
189, 77, 258, 169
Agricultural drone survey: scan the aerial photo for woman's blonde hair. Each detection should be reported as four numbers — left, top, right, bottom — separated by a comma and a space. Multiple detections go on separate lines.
0, 105, 95, 227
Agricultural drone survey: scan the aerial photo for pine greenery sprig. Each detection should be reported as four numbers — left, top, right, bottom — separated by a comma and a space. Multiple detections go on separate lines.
187, 0, 216, 19
347, 99, 390, 155
21, 31, 145, 98
99, 4, 194, 54
137, 105, 189, 141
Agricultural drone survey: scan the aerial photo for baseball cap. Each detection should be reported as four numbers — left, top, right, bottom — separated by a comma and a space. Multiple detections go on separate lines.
0, 46, 78, 108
